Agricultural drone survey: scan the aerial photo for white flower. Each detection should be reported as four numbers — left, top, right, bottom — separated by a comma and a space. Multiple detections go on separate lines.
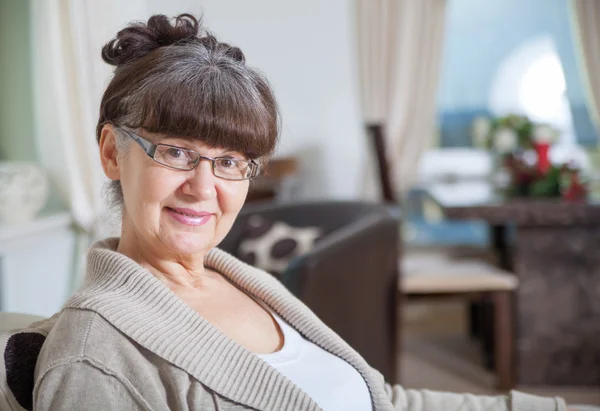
532, 124, 558, 144
471, 116, 491, 148
493, 127, 518, 153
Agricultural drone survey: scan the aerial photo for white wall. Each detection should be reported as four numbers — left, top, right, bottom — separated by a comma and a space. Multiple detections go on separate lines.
145, 0, 368, 199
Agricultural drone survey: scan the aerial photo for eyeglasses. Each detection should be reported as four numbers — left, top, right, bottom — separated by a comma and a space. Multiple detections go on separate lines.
119, 129, 260, 181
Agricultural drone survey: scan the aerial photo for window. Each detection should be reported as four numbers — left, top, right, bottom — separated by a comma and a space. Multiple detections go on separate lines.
436, 0, 597, 148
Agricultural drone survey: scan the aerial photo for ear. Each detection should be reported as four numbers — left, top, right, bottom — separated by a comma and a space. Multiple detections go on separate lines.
99, 124, 121, 181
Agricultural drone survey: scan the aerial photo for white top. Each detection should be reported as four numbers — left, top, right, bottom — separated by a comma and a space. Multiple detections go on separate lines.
257, 311, 373, 411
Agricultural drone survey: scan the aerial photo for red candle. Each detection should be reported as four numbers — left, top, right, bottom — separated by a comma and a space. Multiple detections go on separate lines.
534, 142, 551, 175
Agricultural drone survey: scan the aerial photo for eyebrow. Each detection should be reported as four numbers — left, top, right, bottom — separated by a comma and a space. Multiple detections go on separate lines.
159, 138, 248, 159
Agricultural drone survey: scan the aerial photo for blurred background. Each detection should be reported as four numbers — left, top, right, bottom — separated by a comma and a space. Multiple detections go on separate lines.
1, 0, 599, 404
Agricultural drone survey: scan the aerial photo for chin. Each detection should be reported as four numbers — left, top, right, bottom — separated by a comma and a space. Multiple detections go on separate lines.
157, 212, 220, 254
163, 231, 216, 256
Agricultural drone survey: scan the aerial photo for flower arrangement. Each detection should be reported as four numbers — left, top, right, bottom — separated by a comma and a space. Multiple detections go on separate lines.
504, 156, 587, 201
470, 114, 587, 201
471, 114, 559, 153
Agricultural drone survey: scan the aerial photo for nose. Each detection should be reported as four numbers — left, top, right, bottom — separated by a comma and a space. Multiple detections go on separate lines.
181, 159, 217, 200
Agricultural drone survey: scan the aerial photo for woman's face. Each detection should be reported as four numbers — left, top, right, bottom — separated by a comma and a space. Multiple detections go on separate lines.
111, 129, 250, 259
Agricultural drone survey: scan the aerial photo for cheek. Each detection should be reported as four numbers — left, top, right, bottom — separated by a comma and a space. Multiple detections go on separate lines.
212, 182, 248, 244
217, 181, 248, 214
119, 160, 143, 212
143, 170, 177, 201
121, 161, 180, 217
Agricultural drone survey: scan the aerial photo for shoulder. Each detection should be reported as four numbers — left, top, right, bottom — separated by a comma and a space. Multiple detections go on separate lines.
35, 308, 146, 382
36, 308, 107, 363
33, 358, 152, 411
33, 309, 216, 411
33, 309, 153, 410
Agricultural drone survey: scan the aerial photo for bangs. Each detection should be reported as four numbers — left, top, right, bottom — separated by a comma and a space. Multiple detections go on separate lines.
120, 56, 279, 159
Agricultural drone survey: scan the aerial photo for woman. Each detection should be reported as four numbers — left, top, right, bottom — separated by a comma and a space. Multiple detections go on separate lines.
33, 14, 570, 411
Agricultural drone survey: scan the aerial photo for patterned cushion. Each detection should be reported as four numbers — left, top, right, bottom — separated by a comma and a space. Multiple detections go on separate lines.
0, 314, 57, 411
236, 215, 323, 276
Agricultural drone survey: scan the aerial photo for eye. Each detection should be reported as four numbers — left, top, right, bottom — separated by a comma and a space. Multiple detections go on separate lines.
165, 147, 185, 159
218, 158, 238, 168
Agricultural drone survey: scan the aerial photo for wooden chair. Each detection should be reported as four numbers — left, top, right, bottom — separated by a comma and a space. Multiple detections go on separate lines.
400, 250, 518, 390
365, 124, 516, 387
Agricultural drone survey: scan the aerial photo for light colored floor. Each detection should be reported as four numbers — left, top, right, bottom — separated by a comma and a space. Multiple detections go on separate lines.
400, 300, 600, 406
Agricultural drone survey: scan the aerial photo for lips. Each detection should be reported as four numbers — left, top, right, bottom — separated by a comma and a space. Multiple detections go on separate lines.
166, 207, 214, 226
168, 207, 212, 217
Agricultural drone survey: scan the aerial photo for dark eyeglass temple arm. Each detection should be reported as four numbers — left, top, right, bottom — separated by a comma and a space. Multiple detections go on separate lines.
123, 130, 157, 157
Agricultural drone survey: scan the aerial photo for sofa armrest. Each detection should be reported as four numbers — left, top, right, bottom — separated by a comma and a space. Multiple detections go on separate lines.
283, 213, 400, 383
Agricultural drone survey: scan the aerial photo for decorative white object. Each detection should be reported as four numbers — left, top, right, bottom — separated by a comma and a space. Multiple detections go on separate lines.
416, 148, 493, 186
532, 124, 559, 144
0, 162, 49, 224
492, 127, 518, 153
471, 116, 492, 148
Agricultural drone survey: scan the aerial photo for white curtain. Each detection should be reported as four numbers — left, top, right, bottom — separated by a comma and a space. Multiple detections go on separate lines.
356, 0, 447, 198
30, 0, 148, 289
570, 0, 600, 138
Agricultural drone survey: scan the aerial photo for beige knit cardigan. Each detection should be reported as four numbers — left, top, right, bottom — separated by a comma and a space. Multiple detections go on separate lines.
33, 238, 566, 411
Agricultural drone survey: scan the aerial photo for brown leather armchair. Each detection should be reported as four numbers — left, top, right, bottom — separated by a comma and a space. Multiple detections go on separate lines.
220, 201, 401, 383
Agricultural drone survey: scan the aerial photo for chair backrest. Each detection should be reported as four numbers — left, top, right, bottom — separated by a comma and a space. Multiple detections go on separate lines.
367, 123, 397, 202
220, 200, 398, 253
0, 313, 56, 411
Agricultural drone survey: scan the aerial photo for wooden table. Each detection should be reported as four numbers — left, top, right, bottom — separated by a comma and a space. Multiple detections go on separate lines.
427, 182, 600, 386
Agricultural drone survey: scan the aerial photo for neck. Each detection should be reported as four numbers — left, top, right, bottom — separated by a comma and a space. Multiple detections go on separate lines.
117, 220, 216, 291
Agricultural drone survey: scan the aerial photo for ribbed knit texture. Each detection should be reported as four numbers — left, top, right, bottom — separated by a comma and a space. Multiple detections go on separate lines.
56, 238, 566, 411
511, 392, 566, 411
66, 238, 390, 411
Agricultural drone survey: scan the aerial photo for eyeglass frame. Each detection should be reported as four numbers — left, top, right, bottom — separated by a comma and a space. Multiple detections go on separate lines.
118, 128, 261, 181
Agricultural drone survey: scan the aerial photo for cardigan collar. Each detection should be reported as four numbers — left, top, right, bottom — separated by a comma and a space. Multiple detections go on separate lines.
66, 238, 391, 411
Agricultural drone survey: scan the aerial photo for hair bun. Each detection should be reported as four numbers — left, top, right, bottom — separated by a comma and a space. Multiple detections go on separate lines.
101, 14, 200, 66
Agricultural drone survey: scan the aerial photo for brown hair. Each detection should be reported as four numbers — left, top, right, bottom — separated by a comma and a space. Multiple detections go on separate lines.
97, 14, 279, 160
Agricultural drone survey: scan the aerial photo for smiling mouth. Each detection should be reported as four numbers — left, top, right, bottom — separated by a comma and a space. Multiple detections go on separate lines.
169, 209, 206, 217
166, 207, 214, 226
167, 207, 212, 216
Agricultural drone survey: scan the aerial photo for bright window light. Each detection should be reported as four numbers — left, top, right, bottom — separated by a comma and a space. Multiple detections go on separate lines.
490, 35, 576, 146
519, 54, 567, 122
